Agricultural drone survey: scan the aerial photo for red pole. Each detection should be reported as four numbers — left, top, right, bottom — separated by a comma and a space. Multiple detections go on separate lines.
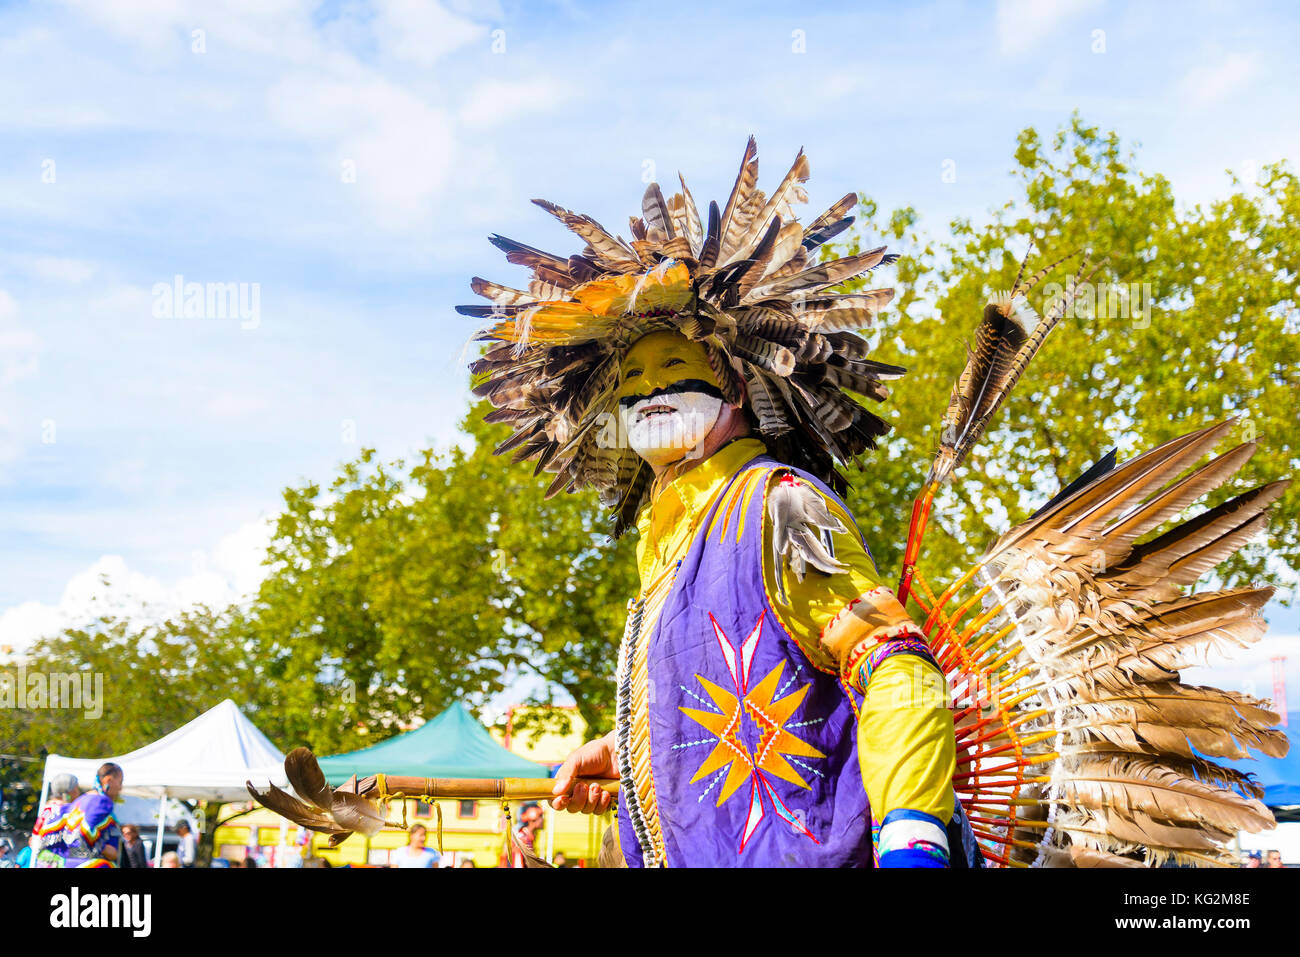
896, 482, 936, 603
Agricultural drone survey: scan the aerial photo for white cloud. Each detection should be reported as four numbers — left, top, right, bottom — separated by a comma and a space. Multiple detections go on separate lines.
372, 0, 484, 67
0, 290, 39, 387
0, 519, 273, 658
0, 603, 63, 660
3, 1, 570, 248
0, 556, 166, 660
52, 0, 315, 58
457, 77, 576, 129
269, 70, 459, 232
0, 289, 40, 464
1181, 51, 1262, 108
204, 389, 272, 420
208, 519, 274, 596
99, 460, 184, 499
88, 283, 152, 317
996, 0, 1101, 57
27, 255, 98, 284
442, 0, 506, 21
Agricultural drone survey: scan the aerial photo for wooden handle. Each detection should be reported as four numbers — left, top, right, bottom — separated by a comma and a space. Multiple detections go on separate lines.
349, 775, 620, 802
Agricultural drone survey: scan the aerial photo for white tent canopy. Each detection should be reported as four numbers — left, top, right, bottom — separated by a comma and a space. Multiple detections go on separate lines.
38, 698, 289, 866
40, 698, 288, 803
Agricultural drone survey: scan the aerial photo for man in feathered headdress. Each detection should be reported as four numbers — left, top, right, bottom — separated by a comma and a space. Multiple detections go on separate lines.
464, 139, 977, 867
248, 137, 1284, 868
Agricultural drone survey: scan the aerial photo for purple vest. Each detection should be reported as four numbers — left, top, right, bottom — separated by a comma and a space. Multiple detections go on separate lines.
618, 456, 874, 867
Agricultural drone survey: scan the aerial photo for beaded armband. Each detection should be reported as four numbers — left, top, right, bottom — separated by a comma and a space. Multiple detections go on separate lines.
821, 585, 933, 694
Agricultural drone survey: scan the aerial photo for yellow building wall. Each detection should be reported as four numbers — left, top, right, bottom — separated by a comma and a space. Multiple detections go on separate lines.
494, 705, 592, 765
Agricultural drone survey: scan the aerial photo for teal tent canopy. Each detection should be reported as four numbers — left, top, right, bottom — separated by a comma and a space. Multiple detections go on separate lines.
315, 702, 547, 785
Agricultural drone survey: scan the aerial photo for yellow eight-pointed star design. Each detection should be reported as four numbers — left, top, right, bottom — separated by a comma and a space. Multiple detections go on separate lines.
680, 613, 825, 812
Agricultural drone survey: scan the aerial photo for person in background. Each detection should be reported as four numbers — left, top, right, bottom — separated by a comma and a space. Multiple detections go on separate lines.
0, 838, 15, 868
552, 851, 568, 868
393, 824, 439, 868
29, 773, 79, 866
119, 824, 149, 869
1266, 849, 1285, 868
175, 821, 198, 867
511, 803, 544, 866
1245, 851, 1262, 868
288, 826, 310, 868
37, 762, 122, 868
458, 858, 477, 868
159, 851, 181, 868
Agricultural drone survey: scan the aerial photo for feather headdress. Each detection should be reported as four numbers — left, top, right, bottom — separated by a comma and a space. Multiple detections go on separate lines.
460, 138, 903, 533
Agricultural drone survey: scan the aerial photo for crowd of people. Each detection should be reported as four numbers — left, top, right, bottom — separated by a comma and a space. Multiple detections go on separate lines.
1245, 850, 1288, 868
381, 803, 570, 868
0, 766, 206, 869
0, 774, 578, 868
20, 780, 1282, 868
0, 776, 1288, 868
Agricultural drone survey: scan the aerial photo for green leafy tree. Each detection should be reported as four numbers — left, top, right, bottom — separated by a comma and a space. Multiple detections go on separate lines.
831, 115, 1298, 602
0, 603, 261, 843
457, 408, 639, 738
247, 445, 506, 752
245, 406, 637, 750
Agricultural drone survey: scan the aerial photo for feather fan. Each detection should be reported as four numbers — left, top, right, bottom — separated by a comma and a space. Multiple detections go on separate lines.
921, 415, 1290, 867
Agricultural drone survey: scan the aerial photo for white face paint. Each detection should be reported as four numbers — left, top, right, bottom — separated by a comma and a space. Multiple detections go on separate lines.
620, 390, 723, 467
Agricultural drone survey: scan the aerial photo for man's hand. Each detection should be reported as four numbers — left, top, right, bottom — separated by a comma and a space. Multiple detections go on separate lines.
550, 731, 618, 814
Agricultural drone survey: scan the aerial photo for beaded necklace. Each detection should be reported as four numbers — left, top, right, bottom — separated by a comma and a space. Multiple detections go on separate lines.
614, 557, 681, 867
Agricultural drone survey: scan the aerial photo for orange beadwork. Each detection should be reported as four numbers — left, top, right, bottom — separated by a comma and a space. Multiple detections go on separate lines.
908, 567, 1049, 868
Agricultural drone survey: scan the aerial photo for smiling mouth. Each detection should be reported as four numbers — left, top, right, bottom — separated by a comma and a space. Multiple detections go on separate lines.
636, 404, 677, 421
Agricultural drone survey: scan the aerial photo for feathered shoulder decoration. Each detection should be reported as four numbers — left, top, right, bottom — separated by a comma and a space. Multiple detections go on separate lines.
460, 138, 903, 534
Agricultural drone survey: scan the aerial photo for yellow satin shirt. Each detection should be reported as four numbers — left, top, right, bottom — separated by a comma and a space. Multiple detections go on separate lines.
632, 438, 955, 829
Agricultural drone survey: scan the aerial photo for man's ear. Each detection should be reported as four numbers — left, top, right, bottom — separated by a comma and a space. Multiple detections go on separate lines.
732, 372, 750, 410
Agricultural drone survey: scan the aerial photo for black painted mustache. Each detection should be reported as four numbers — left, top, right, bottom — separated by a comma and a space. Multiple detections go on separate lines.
618, 379, 724, 408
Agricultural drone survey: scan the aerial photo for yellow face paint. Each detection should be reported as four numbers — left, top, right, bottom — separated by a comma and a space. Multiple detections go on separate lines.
616, 331, 720, 404
617, 331, 727, 470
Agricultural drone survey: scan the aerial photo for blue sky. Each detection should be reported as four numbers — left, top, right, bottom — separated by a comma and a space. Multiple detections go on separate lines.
0, 0, 1297, 699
